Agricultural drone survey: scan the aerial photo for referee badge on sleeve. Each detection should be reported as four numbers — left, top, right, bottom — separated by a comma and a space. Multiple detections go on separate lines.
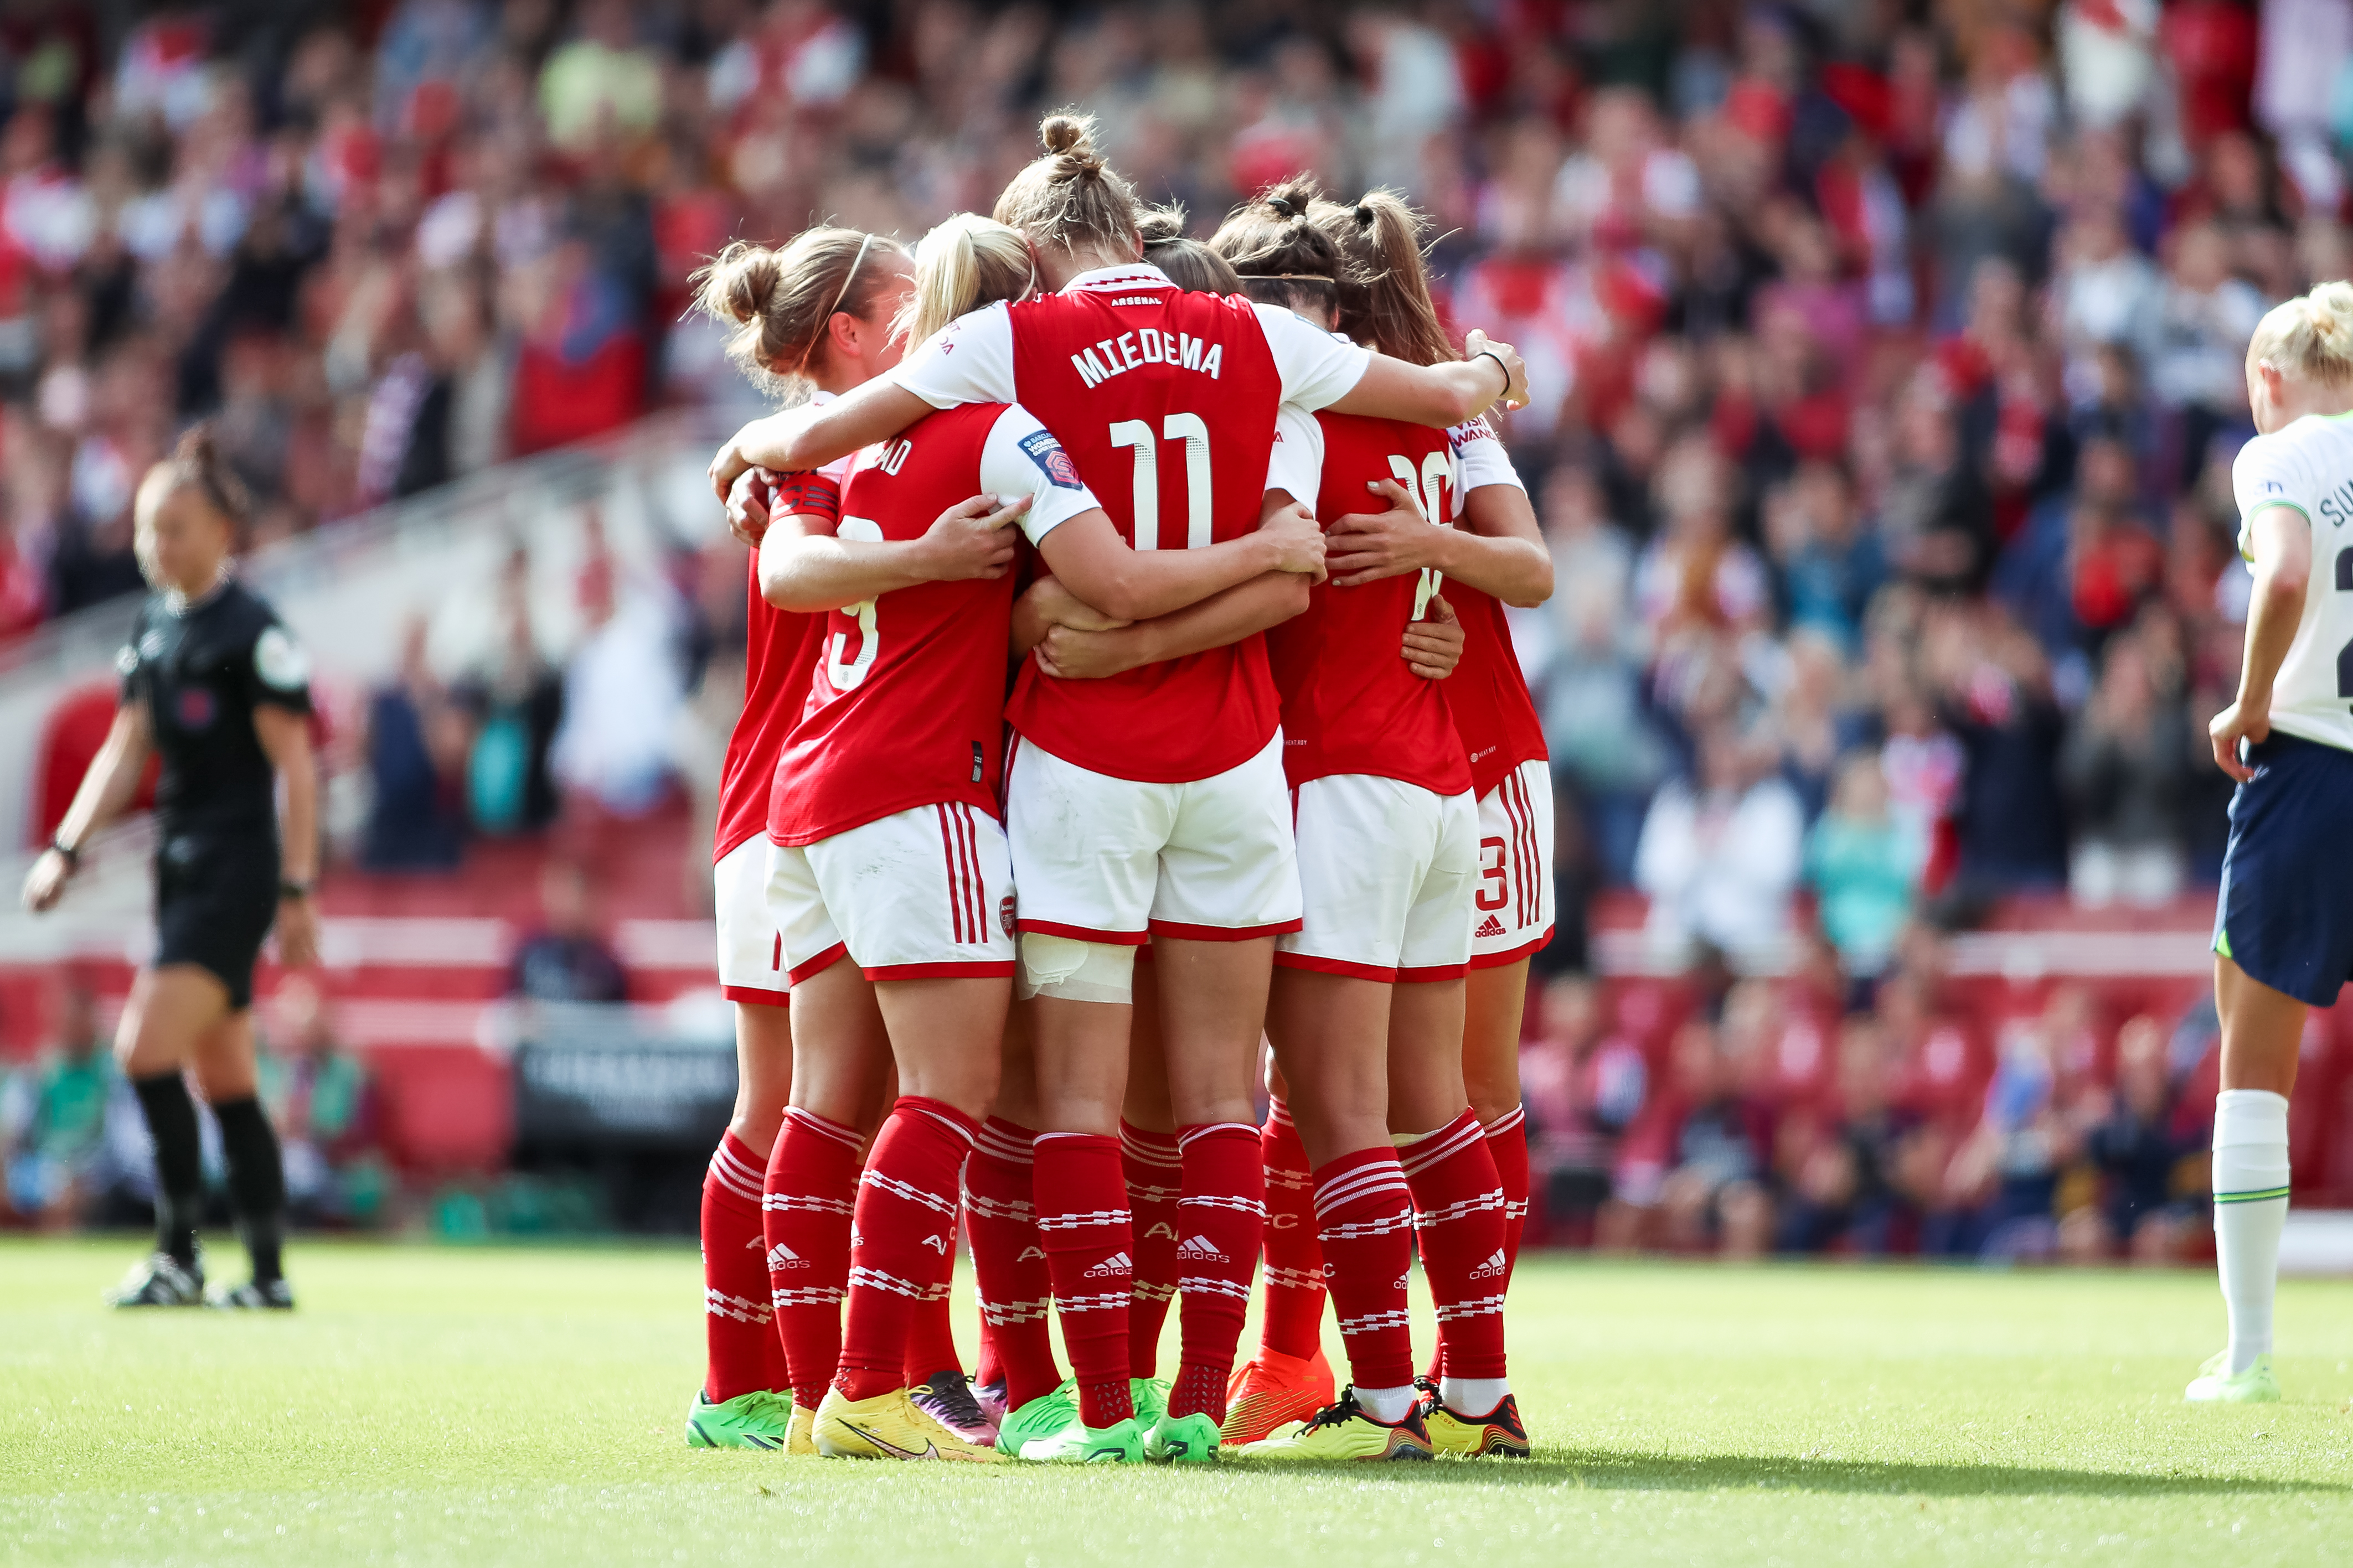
254, 625, 311, 691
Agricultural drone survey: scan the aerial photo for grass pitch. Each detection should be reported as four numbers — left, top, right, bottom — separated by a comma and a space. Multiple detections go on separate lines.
3, 1239, 2350, 1565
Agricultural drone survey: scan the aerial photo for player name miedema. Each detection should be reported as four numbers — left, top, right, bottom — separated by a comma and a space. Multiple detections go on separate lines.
1071, 330, 1225, 387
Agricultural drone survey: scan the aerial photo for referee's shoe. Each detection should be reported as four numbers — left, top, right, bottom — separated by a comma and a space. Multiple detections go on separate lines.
104, 1252, 204, 1307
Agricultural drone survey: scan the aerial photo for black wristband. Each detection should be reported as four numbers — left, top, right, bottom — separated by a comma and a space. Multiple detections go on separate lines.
278, 879, 313, 901
1474, 347, 1511, 393
50, 837, 79, 870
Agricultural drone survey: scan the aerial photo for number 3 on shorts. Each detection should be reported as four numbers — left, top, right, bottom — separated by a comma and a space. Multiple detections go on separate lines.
1476, 836, 1509, 912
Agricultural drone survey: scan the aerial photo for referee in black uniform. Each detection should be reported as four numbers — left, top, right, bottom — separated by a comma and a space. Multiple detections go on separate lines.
22, 428, 319, 1308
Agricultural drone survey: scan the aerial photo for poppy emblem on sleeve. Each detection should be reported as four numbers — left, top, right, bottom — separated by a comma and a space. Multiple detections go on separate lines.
1018, 430, 1083, 489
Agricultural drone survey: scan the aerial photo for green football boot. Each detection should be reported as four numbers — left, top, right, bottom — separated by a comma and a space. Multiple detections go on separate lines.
2185, 1350, 2280, 1404
1129, 1376, 1170, 1431
684, 1388, 797, 1450
1145, 1410, 1222, 1463
995, 1379, 1078, 1457
1019, 1414, 1147, 1463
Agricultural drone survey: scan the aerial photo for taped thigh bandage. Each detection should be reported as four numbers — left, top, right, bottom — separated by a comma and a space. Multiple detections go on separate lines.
1017, 934, 1136, 1003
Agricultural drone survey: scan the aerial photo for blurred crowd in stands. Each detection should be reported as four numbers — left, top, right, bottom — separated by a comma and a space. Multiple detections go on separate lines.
4, 0, 2349, 1251
2, 972, 389, 1231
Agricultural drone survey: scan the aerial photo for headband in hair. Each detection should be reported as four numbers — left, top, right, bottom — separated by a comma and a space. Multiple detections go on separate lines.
1265, 194, 1298, 218
1354, 204, 1375, 225
797, 233, 874, 372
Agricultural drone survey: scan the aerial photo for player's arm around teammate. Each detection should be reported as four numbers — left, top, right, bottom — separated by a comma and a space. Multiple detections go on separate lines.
2187, 284, 2353, 1406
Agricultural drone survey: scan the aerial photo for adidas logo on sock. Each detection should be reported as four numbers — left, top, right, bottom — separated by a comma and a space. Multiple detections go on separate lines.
1175, 1234, 1227, 1263
1469, 1249, 1508, 1280
767, 1244, 807, 1271
1083, 1251, 1133, 1279
1475, 914, 1508, 939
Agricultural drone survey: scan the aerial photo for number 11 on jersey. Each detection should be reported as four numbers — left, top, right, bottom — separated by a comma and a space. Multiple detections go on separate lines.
1111, 415, 1212, 551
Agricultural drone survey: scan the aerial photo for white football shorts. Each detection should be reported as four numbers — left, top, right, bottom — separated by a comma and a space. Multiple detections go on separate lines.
714, 834, 788, 1005
766, 801, 1016, 982
1004, 732, 1301, 943
1277, 773, 1478, 982
1469, 758, 1555, 967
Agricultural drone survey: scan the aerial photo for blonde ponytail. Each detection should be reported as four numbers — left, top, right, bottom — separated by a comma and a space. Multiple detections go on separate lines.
993, 112, 1141, 257
2251, 281, 2353, 387
896, 214, 1037, 346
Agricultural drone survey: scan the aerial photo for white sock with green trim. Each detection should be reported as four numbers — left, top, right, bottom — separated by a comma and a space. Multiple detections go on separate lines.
2212, 1088, 2291, 1376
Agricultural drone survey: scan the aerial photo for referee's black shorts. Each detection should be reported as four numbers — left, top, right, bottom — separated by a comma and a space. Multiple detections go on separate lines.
153, 829, 280, 1011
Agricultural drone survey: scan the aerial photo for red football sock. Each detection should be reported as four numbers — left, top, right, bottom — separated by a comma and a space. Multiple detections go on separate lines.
967, 1117, 1060, 1410
1165, 1121, 1263, 1423
1487, 1103, 1531, 1278
836, 1096, 977, 1401
763, 1106, 860, 1402
1257, 1099, 1326, 1362
702, 1130, 782, 1403
1121, 1121, 1182, 1379
1400, 1109, 1509, 1381
1034, 1131, 1135, 1428
1312, 1146, 1416, 1391
904, 1285, 963, 1385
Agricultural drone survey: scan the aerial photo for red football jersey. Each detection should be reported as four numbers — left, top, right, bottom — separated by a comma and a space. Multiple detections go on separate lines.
712, 462, 845, 862
767, 402, 1103, 845
1002, 276, 1285, 780
1447, 583, 1548, 798
1267, 412, 1472, 796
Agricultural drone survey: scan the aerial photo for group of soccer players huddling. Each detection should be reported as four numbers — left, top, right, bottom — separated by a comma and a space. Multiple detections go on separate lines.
682, 110, 1554, 1464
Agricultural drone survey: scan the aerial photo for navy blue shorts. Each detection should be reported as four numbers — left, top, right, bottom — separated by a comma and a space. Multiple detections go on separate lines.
2215, 732, 2353, 1007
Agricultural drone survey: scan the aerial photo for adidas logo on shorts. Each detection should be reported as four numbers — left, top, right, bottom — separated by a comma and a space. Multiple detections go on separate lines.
1469, 1248, 1509, 1280
1083, 1251, 1133, 1279
767, 1244, 807, 1271
1475, 914, 1508, 939
1175, 1234, 1227, 1264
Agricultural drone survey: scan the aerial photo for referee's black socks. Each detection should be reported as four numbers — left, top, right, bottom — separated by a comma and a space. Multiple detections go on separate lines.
212, 1096, 288, 1285
130, 1072, 204, 1270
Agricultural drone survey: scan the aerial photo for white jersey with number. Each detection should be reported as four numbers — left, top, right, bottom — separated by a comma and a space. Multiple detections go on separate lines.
2232, 412, 2353, 754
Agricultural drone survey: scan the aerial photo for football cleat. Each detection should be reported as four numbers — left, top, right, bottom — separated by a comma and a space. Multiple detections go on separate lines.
787, 1401, 818, 1455
813, 1386, 1002, 1461
2185, 1350, 2280, 1404
1144, 1410, 1222, 1463
1018, 1414, 1146, 1463
207, 1277, 296, 1311
684, 1388, 796, 1451
1130, 1376, 1170, 1432
911, 1368, 998, 1447
1417, 1381, 1530, 1457
1220, 1344, 1335, 1446
104, 1252, 204, 1308
995, 1380, 1077, 1456
973, 1379, 1010, 1426
1232, 1388, 1435, 1462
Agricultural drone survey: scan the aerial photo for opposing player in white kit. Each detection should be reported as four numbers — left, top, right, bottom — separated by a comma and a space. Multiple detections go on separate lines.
2195, 283, 2353, 1404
